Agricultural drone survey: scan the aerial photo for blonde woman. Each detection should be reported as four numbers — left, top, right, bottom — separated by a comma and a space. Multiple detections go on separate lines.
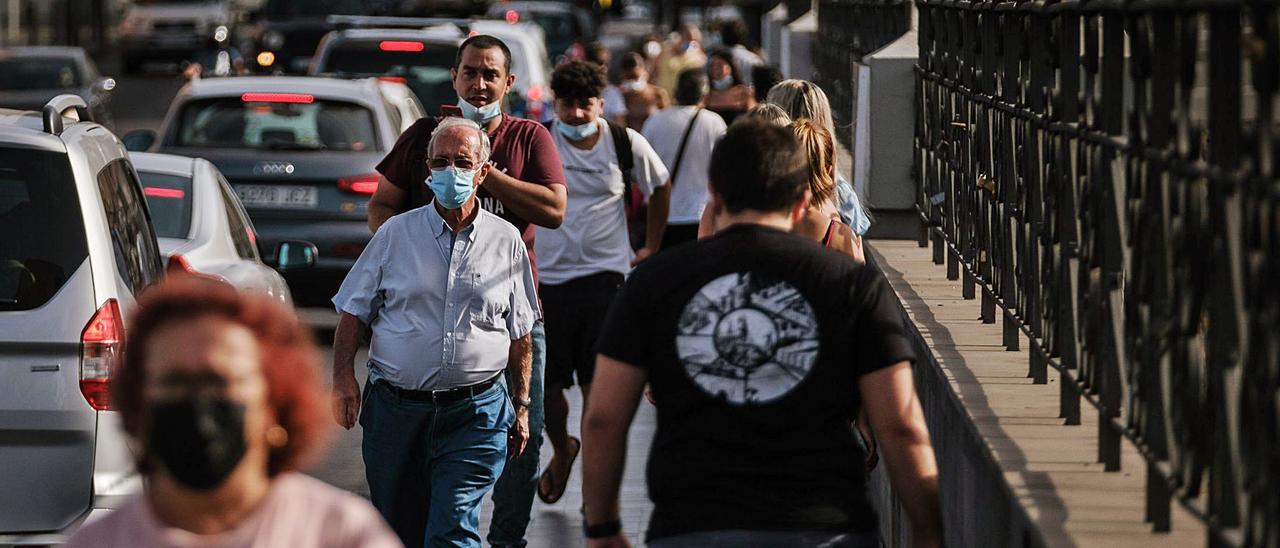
767, 79, 873, 237
789, 118, 864, 264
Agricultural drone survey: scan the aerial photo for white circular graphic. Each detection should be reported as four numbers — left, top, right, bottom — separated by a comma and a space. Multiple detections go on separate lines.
676, 272, 819, 404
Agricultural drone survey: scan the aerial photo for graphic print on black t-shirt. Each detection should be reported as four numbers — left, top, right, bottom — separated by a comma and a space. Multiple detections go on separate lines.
675, 271, 819, 404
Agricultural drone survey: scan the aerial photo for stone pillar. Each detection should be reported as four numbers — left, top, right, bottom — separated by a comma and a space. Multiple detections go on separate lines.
780, 9, 816, 78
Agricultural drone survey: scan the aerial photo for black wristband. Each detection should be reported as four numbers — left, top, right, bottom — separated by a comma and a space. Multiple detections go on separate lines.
583, 519, 622, 539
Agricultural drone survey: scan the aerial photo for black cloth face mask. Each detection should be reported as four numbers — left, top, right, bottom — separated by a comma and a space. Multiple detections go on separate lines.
146, 394, 248, 490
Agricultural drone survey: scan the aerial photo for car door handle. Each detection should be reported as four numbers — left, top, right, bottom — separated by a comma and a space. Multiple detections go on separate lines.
30, 364, 60, 372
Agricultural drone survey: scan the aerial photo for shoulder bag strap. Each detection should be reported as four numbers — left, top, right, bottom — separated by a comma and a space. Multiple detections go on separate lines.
667, 107, 702, 187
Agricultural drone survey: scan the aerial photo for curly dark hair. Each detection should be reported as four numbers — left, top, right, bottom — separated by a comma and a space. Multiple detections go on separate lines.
551, 60, 608, 104
114, 276, 330, 477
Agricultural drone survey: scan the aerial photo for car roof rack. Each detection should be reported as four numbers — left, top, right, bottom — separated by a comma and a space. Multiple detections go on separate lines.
326, 14, 473, 32
42, 94, 92, 135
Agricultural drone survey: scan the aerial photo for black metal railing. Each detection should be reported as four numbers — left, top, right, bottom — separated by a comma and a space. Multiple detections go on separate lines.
815, 0, 913, 145
914, 0, 1279, 544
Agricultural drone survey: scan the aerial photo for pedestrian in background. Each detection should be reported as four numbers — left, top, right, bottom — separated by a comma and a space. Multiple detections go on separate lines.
584, 42, 628, 127
641, 68, 727, 250
654, 24, 706, 96
535, 60, 671, 505
751, 65, 785, 103
366, 33, 566, 548
767, 79, 873, 237
333, 118, 540, 548
788, 118, 865, 263
618, 52, 669, 131
716, 18, 765, 78
67, 276, 398, 548
704, 48, 756, 126
581, 122, 942, 548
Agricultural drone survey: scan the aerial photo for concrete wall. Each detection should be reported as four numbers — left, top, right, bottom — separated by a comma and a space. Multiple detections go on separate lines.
851, 31, 919, 239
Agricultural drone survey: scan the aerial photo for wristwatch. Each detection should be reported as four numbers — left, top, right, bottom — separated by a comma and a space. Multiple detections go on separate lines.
512, 396, 532, 408
583, 519, 622, 539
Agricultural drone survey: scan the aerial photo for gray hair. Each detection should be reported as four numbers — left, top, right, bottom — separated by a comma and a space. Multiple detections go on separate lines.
733, 103, 792, 128
429, 117, 491, 165
766, 79, 836, 138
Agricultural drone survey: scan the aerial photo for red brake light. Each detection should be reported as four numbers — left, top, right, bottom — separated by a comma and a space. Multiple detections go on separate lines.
144, 187, 185, 199
527, 84, 544, 102
379, 40, 424, 52
241, 92, 314, 104
505, 9, 520, 24
80, 299, 123, 411
337, 173, 380, 195
377, 76, 407, 84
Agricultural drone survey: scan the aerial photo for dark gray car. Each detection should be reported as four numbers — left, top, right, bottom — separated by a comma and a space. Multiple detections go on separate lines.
0, 47, 116, 128
130, 76, 402, 304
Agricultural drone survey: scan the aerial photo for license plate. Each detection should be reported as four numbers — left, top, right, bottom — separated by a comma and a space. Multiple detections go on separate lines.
235, 185, 318, 209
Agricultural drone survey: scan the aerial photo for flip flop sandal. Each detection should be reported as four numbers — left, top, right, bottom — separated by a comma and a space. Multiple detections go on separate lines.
537, 436, 581, 504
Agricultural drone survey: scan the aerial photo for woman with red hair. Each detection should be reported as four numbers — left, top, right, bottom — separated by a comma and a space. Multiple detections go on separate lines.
66, 276, 397, 547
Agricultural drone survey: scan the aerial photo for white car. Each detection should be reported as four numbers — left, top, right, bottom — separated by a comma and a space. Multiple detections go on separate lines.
130, 151, 310, 305
469, 20, 554, 122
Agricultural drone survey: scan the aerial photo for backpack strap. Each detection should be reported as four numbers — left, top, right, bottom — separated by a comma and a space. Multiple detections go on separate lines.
606, 119, 634, 206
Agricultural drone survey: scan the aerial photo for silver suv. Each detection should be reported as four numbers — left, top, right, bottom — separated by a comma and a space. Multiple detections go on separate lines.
0, 96, 160, 543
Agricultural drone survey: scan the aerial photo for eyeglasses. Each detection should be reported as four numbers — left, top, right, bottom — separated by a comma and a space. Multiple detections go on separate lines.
426, 156, 477, 171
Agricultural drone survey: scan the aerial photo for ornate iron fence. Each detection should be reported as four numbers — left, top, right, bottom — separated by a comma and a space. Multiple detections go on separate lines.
815, 0, 913, 144
914, 0, 1280, 544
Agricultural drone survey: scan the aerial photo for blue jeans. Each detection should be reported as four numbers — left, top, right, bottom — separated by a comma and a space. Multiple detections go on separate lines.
487, 321, 546, 547
648, 529, 880, 548
361, 378, 513, 548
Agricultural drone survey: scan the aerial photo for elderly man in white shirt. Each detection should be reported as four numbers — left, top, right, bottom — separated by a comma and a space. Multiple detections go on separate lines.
330, 117, 540, 548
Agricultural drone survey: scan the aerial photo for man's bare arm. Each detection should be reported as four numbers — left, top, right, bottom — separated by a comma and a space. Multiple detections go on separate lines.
482, 169, 567, 228
331, 312, 365, 429
507, 333, 532, 403
643, 182, 671, 252
367, 176, 407, 233
582, 355, 647, 530
506, 333, 533, 459
859, 361, 942, 547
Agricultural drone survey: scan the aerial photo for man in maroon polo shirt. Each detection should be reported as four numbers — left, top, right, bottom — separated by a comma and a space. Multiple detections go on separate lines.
362, 34, 566, 548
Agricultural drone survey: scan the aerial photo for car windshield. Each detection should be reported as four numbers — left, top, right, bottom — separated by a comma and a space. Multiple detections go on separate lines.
264, 0, 368, 17
323, 41, 457, 110
529, 12, 577, 50
172, 97, 378, 151
137, 171, 194, 239
0, 57, 80, 91
0, 148, 87, 311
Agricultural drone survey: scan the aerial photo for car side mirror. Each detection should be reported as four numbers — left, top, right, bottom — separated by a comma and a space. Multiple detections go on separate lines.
122, 129, 156, 152
274, 240, 317, 272
96, 77, 116, 92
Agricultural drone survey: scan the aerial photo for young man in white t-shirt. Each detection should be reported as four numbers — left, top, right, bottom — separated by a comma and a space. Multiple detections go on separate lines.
533, 60, 672, 505
641, 68, 728, 250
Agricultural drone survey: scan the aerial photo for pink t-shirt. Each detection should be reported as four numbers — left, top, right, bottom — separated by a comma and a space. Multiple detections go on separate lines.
64, 473, 399, 548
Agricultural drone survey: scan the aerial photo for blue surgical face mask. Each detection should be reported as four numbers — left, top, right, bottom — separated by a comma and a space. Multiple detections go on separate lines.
556, 118, 599, 141
427, 166, 477, 209
457, 97, 502, 124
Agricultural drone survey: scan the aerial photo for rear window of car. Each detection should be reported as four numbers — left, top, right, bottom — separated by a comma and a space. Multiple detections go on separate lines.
137, 171, 194, 239
0, 147, 88, 311
265, 0, 365, 18
172, 97, 378, 152
322, 41, 457, 111
0, 57, 81, 91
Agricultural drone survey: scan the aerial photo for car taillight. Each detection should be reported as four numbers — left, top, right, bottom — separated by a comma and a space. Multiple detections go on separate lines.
377, 76, 407, 84
379, 40, 424, 52
527, 84, 545, 102
80, 299, 123, 411
167, 253, 197, 275
242, 92, 314, 104
338, 173, 380, 195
